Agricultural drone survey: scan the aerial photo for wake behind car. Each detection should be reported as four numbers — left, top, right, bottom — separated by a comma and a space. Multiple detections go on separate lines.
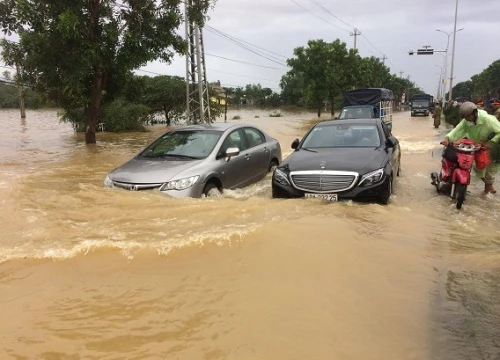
272, 118, 401, 204
104, 123, 281, 198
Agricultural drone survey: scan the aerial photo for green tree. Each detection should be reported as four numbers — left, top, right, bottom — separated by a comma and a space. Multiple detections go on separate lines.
285, 40, 340, 117
449, 59, 500, 101
280, 72, 306, 106
325, 40, 359, 115
356, 56, 390, 88
451, 80, 474, 100
0, 39, 29, 117
0, 0, 216, 144
141, 75, 185, 126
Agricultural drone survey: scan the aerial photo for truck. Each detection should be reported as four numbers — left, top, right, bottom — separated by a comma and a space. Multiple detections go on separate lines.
410, 94, 434, 117
338, 88, 394, 131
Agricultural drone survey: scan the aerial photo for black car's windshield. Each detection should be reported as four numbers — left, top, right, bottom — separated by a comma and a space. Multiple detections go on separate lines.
301, 124, 381, 148
140, 130, 222, 159
413, 100, 429, 107
339, 107, 374, 119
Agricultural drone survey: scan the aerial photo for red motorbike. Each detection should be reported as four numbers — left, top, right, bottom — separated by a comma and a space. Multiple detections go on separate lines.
431, 138, 490, 209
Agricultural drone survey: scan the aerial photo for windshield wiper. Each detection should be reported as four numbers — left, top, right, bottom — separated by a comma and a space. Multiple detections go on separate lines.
140, 153, 201, 159
301, 147, 318, 153
163, 154, 202, 160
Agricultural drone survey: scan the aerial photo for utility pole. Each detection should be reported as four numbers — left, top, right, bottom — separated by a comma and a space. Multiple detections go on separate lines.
399, 71, 404, 78
350, 28, 361, 50
436, 72, 442, 101
434, 65, 443, 101
224, 88, 228, 123
184, 0, 211, 124
381, 54, 387, 64
449, 0, 459, 101
436, 28, 463, 102
406, 75, 410, 104
15, 62, 26, 119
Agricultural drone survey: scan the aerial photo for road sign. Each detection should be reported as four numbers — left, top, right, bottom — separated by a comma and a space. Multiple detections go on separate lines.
417, 48, 434, 55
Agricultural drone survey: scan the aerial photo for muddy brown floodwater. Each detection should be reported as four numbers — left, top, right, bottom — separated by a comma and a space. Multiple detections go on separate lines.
0, 109, 499, 359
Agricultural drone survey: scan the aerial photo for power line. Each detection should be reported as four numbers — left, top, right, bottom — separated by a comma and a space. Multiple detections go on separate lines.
360, 34, 384, 57
205, 25, 288, 60
357, 38, 378, 57
288, 0, 350, 33
219, 82, 281, 91
135, 68, 167, 76
208, 68, 279, 83
294, 3, 400, 73
136, 67, 279, 85
205, 53, 287, 70
308, 0, 354, 29
205, 26, 287, 67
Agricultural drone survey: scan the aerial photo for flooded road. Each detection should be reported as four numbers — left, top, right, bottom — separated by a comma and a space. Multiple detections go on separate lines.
0, 109, 499, 359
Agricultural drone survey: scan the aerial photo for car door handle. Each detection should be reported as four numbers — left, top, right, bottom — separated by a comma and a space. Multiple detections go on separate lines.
245, 154, 251, 160
264, 147, 269, 153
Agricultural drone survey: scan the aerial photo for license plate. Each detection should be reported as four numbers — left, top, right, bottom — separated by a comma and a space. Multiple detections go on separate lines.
304, 193, 338, 201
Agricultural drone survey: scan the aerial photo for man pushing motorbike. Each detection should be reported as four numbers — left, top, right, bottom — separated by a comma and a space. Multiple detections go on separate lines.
441, 101, 500, 194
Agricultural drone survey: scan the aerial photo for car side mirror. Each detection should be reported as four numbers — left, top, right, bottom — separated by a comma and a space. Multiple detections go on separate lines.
291, 138, 300, 150
224, 147, 240, 161
386, 136, 398, 148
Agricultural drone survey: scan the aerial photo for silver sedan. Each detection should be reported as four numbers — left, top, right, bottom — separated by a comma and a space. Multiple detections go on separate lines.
104, 123, 282, 198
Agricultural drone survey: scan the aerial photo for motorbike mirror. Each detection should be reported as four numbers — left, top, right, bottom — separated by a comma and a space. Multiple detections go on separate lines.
487, 132, 496, 141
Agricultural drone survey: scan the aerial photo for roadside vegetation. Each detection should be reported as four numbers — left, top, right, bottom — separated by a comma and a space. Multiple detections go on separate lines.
444, 59, 500, 126
6, 1, 498, 144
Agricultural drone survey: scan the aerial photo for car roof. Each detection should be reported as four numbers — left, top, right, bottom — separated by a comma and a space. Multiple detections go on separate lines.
174, 122, 250, 132
316, 118, 382, 126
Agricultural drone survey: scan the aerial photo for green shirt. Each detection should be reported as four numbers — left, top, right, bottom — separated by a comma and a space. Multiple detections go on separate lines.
447, 110, 500, 143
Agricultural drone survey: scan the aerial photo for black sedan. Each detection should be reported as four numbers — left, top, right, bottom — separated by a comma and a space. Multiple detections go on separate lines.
272, 118, 401, 204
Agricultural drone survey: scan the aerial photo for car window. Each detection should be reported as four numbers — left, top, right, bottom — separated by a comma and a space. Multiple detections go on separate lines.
139, 130, 222, 159
243, 128, 265, 148
302, 124, 381, 148
220, 129, 247, 154
340, 107, 375, 120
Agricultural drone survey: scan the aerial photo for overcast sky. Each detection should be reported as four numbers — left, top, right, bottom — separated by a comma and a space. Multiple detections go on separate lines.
143, 0, 500, 97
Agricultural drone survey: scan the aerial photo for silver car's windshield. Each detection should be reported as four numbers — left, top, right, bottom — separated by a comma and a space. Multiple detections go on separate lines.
139, 130, 222, 159
302, 124, 381, 148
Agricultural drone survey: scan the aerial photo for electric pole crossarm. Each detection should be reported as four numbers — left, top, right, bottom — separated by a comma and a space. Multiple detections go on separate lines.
350, 28, 361, 50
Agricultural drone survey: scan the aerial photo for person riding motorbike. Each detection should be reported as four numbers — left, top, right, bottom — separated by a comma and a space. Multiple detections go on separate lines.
441, 101, 500, 194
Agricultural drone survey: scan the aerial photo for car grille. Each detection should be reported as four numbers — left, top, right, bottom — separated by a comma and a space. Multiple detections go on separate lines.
290, 171, 358, 193
113, 181, 163, 191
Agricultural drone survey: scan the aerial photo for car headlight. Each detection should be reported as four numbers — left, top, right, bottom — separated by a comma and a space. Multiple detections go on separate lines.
274, 167, 290, 186
104, 175, 114, 188
160, 175, 200, 191
359, 168, 385, 187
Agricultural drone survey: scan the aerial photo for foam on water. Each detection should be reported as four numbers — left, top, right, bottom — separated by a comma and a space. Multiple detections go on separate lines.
0, 223, 262, 264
